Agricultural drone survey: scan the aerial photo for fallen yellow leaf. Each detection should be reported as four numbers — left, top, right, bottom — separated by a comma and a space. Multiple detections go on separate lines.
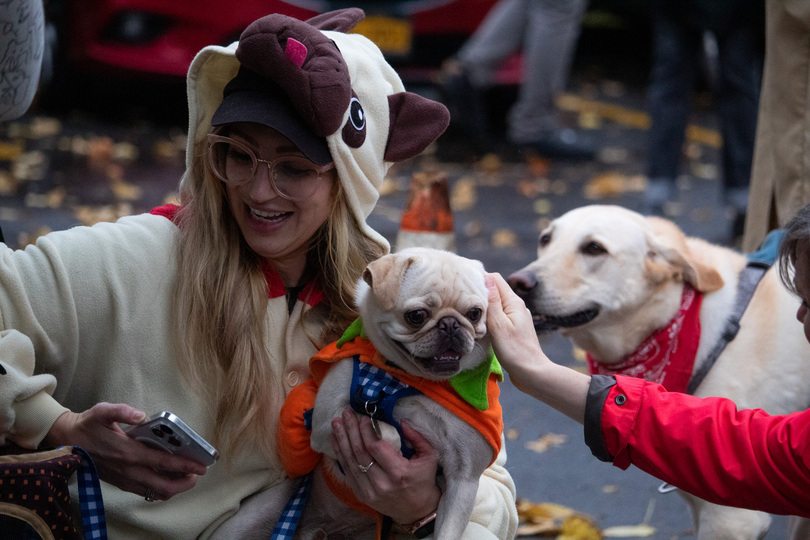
451, 177, 476, 211
533, 199, 552, 215
516, 519, 557, 537
525, 433, 567, 453
602, 524, 656, 537
559, 514, 603, 540
491, 229, 517, 248
478, 153, 503, 174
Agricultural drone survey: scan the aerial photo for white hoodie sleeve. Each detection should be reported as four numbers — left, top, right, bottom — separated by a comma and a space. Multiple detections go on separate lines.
0, 328, 67, 447
0, 213, 178, 448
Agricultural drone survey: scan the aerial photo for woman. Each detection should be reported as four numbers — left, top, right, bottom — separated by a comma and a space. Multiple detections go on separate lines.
486, 202, 810, 518
0, 10, 517, 538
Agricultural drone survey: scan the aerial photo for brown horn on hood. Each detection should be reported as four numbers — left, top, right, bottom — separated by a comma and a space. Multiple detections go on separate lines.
384, 92, 451, 162
306, 7, 365, 32
235, 13, 353, 137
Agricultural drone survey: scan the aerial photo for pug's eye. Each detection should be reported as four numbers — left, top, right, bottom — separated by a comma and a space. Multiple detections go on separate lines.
539, 233, 551, 248
404, 309, 429, 327
467, 307, 482, 323
582, 241, 607, 256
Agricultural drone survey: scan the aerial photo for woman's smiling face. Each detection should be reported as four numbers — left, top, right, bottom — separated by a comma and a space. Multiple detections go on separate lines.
222, 122, 336, 286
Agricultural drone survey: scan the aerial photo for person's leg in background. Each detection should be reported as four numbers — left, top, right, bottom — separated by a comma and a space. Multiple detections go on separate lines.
506, 0, 593, 158
644, 8, 700, 215
714, 14, 763, 240
444, 0, 528, 151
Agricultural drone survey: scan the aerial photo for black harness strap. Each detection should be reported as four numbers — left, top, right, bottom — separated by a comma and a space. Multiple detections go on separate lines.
686, 262, 768, 394
685, 230, 784, 395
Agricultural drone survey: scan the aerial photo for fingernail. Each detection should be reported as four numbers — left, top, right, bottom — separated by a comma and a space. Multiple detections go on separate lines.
342, 409, 352, 420
332, 418, 342, 432
485, 274, 494, 288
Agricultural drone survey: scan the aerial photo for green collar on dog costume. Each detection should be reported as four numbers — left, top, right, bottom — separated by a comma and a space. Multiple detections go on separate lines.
336, 318, 503, 410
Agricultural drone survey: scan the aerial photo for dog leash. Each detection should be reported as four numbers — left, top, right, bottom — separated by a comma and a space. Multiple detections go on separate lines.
270, 473, 313, 540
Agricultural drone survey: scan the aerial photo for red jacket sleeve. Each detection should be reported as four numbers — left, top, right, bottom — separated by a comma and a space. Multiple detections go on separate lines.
594, 375, 810, 517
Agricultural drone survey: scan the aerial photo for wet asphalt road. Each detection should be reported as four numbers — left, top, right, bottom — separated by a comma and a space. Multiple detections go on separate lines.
0, 63, 791, 538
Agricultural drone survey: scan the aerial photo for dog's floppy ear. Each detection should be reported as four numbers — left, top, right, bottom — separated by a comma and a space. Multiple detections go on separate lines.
362, 254, 416, 311
644, 216, 724, 293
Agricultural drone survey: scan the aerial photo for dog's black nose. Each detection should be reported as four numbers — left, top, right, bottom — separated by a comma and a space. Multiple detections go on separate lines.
438, 316, 460, 335
507, 271, 538, 298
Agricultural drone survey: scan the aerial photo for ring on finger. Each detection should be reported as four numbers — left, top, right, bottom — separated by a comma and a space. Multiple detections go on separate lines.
357, 460, 375, 473
144, 487, 156, 502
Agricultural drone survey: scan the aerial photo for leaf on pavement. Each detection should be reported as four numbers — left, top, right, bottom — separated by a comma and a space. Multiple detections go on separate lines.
110, 178, 143, 201
450, 176, 476, 211
478, 153, 503, 174
463, 220, 483, 238
558, 514, 603, 540
526, 155, 550, 178
516, 500, 601, 539
491, 229, 517, 248
0, 171, 17, 194
602, 524, 656, 537
533, 199, 552, 215
516, 519, 557, 537
583, 172, 644, 199
525, 432, 567, 453
506, 428, 519, 440
0, 141, 23, 161
29, 117, 62, 138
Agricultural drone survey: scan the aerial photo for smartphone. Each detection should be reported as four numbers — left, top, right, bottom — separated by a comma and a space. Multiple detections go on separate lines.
125, 411, 219, 467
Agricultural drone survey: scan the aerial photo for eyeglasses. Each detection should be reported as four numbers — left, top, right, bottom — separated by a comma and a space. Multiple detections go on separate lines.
207, 134, 335, 201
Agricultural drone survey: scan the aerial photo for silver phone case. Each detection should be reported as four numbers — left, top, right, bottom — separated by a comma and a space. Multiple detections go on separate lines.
125, 411, 219, 467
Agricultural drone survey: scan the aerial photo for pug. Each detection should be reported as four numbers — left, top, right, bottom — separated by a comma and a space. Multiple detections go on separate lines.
303, 247, 504, 540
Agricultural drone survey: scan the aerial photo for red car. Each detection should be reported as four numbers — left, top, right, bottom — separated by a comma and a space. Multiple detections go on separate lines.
52, 0, 501, 85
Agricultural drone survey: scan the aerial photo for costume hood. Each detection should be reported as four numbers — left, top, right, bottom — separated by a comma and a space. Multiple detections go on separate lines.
181, 8, 450, 252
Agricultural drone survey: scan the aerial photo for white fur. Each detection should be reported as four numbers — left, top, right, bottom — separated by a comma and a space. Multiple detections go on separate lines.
513, 205, 810, 540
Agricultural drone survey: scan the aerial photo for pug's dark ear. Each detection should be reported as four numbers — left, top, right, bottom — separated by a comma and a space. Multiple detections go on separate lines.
363, 254, 415, 311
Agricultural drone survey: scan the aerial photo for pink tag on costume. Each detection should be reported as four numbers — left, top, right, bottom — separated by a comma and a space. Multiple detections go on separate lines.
285, 38, 307, 68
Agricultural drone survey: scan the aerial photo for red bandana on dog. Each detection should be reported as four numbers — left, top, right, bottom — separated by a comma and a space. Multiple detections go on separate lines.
586, 285, 703, 393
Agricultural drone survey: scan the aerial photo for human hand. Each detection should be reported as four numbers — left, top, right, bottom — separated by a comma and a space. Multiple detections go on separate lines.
485, 272, 550, 380
330, 408, 441, 525
44, 403, 207, 501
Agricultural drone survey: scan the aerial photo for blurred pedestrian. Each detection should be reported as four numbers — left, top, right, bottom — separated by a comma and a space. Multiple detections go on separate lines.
643, 0, 764, 239
0, 9, 518, 537
743, 1, 810, 253
441, 0, 595, 159
484, 201, 810, 520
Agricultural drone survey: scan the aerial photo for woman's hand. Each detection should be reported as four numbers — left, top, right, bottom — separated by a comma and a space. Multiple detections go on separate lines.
485, 272, 551, 380
44, 402, 208, 501
330, 408, 441, 525
486, 272, 591, 423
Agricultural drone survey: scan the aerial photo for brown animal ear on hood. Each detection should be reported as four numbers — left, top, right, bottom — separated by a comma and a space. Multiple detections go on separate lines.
644, 216, 725, 293
384, 92, 451, 162
363, 254, 416, 311
306, 7, 364, 32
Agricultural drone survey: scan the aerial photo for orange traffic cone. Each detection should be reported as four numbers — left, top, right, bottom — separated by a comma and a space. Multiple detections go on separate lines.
395, 171, 455, 252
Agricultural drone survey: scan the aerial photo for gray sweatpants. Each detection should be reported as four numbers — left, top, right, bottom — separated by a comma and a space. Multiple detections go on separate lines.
457, 0, 588, 143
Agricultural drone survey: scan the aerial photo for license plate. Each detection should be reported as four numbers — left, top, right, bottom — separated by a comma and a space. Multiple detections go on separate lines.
352, 16, 412, 57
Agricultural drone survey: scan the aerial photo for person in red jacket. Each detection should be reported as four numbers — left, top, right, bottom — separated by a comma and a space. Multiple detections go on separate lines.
483, 202, 810, 518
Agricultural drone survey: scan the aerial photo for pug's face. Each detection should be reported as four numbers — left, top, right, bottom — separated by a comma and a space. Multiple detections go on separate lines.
355, 248, 491, 380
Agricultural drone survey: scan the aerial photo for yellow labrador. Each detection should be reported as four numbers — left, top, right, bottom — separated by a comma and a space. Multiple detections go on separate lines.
508, 204, 810, 540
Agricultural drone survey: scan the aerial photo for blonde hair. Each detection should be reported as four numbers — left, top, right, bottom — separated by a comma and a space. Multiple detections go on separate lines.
171, 138, 385, 460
